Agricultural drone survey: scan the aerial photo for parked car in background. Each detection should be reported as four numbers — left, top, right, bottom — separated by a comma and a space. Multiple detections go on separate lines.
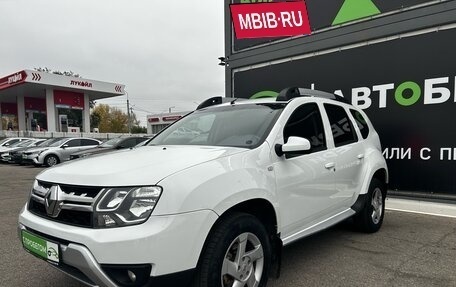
22, 137, 101, 167
0, 139, 45, 162
70, 136, 149, 160
11, 138, 63, 165
0, 137, 32, 152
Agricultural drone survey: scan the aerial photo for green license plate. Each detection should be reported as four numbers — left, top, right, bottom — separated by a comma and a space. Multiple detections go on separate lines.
21, 230, 60, 264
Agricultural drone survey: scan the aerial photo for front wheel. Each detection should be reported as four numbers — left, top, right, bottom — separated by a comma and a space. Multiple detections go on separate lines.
44, 155, 59, 167
354, 178, 386, 233
194, 213, 271, 287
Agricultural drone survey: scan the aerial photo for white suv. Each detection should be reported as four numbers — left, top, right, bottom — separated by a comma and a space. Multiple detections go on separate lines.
19, 88, 388, 287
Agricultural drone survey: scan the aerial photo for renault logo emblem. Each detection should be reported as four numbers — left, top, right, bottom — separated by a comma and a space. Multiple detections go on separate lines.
45, 185, 62, 218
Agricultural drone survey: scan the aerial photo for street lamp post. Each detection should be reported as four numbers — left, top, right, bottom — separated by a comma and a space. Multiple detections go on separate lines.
126, 91, 131, 134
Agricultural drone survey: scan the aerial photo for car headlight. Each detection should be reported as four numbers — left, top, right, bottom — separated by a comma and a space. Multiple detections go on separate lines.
34, 149, 47, 156
95, 186, 162, 228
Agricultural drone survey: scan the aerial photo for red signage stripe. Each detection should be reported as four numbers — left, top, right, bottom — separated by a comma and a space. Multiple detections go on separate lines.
0, 70, 27, 90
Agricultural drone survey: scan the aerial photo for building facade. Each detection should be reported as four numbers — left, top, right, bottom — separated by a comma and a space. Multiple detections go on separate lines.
224, 0, 456, 196
147, 111, 190, 134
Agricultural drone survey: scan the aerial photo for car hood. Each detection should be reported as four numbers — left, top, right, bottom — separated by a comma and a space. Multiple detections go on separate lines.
2, 146, 27, 153
0, 146, 14, 152
37, 145, 247, 186
23, 147, 51, 154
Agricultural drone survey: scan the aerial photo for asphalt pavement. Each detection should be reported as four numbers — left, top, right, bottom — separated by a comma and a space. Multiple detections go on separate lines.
1, 164, 455, 287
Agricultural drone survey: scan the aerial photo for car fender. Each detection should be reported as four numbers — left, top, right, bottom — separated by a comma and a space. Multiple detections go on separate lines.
39, 151, 60, 164
357, 146, 388, 196
154, 145, 279, 219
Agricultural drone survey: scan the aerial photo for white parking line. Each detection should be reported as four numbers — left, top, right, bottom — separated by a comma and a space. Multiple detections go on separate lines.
386, 197, 456, 218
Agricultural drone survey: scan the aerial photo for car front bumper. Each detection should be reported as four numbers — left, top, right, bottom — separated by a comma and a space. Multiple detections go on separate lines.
19, 205, 218, 286
21, 154, 41, 165
0, 153, 10, 162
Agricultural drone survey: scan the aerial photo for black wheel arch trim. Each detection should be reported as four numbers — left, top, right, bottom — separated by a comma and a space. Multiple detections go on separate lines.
351, 194, 368, 214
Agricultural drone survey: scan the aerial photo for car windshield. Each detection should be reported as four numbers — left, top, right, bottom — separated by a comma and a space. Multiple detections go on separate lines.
38, 138, 64, 147
49, 138, 69, 147
148, 103, 285, 149
8, 140, 27, 148
0, 138, 10, 145
99, 138, 122, 147
16, 140, 34, 147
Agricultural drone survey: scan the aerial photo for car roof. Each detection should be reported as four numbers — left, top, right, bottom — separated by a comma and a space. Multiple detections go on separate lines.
198, 88, 355, 111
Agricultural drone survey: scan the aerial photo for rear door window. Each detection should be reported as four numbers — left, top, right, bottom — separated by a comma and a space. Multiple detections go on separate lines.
65, 139, 81, 147
81, 139, 99, 146
324, 104, 358, 147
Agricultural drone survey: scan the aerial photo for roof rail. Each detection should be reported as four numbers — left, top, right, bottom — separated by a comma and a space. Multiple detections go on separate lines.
276, 87, 349, 104
196, 96, 233, 110
196, 97, 247, 110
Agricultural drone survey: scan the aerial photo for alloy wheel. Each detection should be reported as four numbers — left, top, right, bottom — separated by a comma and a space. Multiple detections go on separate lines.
371, 187, 383, 224
221, 232, 264, 287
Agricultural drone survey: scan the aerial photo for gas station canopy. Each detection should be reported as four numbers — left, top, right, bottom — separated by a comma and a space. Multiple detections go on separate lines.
0, 69, 125, 132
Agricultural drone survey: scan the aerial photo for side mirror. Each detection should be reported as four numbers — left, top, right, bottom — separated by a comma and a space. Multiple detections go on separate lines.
275, 137, 311, 157
62, 144, 68, 149
4, 143, 9, 147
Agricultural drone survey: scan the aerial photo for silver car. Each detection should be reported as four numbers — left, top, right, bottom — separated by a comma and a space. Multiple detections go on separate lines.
23, 137, 101, 167
0, 139, 45, 162
0, 137, 32, 153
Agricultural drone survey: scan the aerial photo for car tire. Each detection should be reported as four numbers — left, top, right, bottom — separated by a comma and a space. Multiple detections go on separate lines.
193, 212, 271, 287
44, 155, 59, 167
354, 178, 386, 233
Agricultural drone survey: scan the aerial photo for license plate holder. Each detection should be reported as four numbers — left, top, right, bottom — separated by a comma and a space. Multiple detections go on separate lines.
21, 230, 60, 264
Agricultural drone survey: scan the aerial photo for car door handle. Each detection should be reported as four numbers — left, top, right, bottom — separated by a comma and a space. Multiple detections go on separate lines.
325, 162, 335, 169
357, 154, 365, 160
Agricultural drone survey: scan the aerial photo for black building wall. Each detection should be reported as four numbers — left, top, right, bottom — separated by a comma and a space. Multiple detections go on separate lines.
224, 0, 456, 195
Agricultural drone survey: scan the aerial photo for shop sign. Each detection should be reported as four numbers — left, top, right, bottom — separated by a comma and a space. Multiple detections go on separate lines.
70, 80, 93, 88
148, 117, 160, 123
0, 71, 27, 90
230, 1, 311, 39
231, 0, 439, 50
162, 116, 182, 122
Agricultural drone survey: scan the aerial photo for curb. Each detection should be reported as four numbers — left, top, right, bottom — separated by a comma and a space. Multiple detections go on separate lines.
386, 197, 456, 218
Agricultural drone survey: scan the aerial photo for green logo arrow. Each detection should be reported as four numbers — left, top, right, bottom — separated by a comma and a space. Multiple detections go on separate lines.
332, 0, 381, 26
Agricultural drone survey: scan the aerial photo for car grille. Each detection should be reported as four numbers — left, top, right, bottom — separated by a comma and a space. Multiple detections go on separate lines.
28, 181, 103, 228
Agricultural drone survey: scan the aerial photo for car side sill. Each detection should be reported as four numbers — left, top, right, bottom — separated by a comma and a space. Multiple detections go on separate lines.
281, 208, 355, 246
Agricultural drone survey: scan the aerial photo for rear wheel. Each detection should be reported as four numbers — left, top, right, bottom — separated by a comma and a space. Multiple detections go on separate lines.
354, 178, 386, 233
194, 213, 271, 287
44, 155, 59, 167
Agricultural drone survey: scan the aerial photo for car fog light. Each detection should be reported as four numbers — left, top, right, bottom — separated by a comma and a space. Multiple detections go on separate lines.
98, 214, 116, 227
127, 270, 136, 282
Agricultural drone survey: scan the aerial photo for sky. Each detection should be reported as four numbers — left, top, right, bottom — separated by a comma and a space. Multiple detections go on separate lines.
0, 0, 225, 126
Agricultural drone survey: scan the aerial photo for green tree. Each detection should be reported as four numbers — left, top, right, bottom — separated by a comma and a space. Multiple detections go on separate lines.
131, 125, 147, 134
91, 104, 128, 133
90, 104, 146, 133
